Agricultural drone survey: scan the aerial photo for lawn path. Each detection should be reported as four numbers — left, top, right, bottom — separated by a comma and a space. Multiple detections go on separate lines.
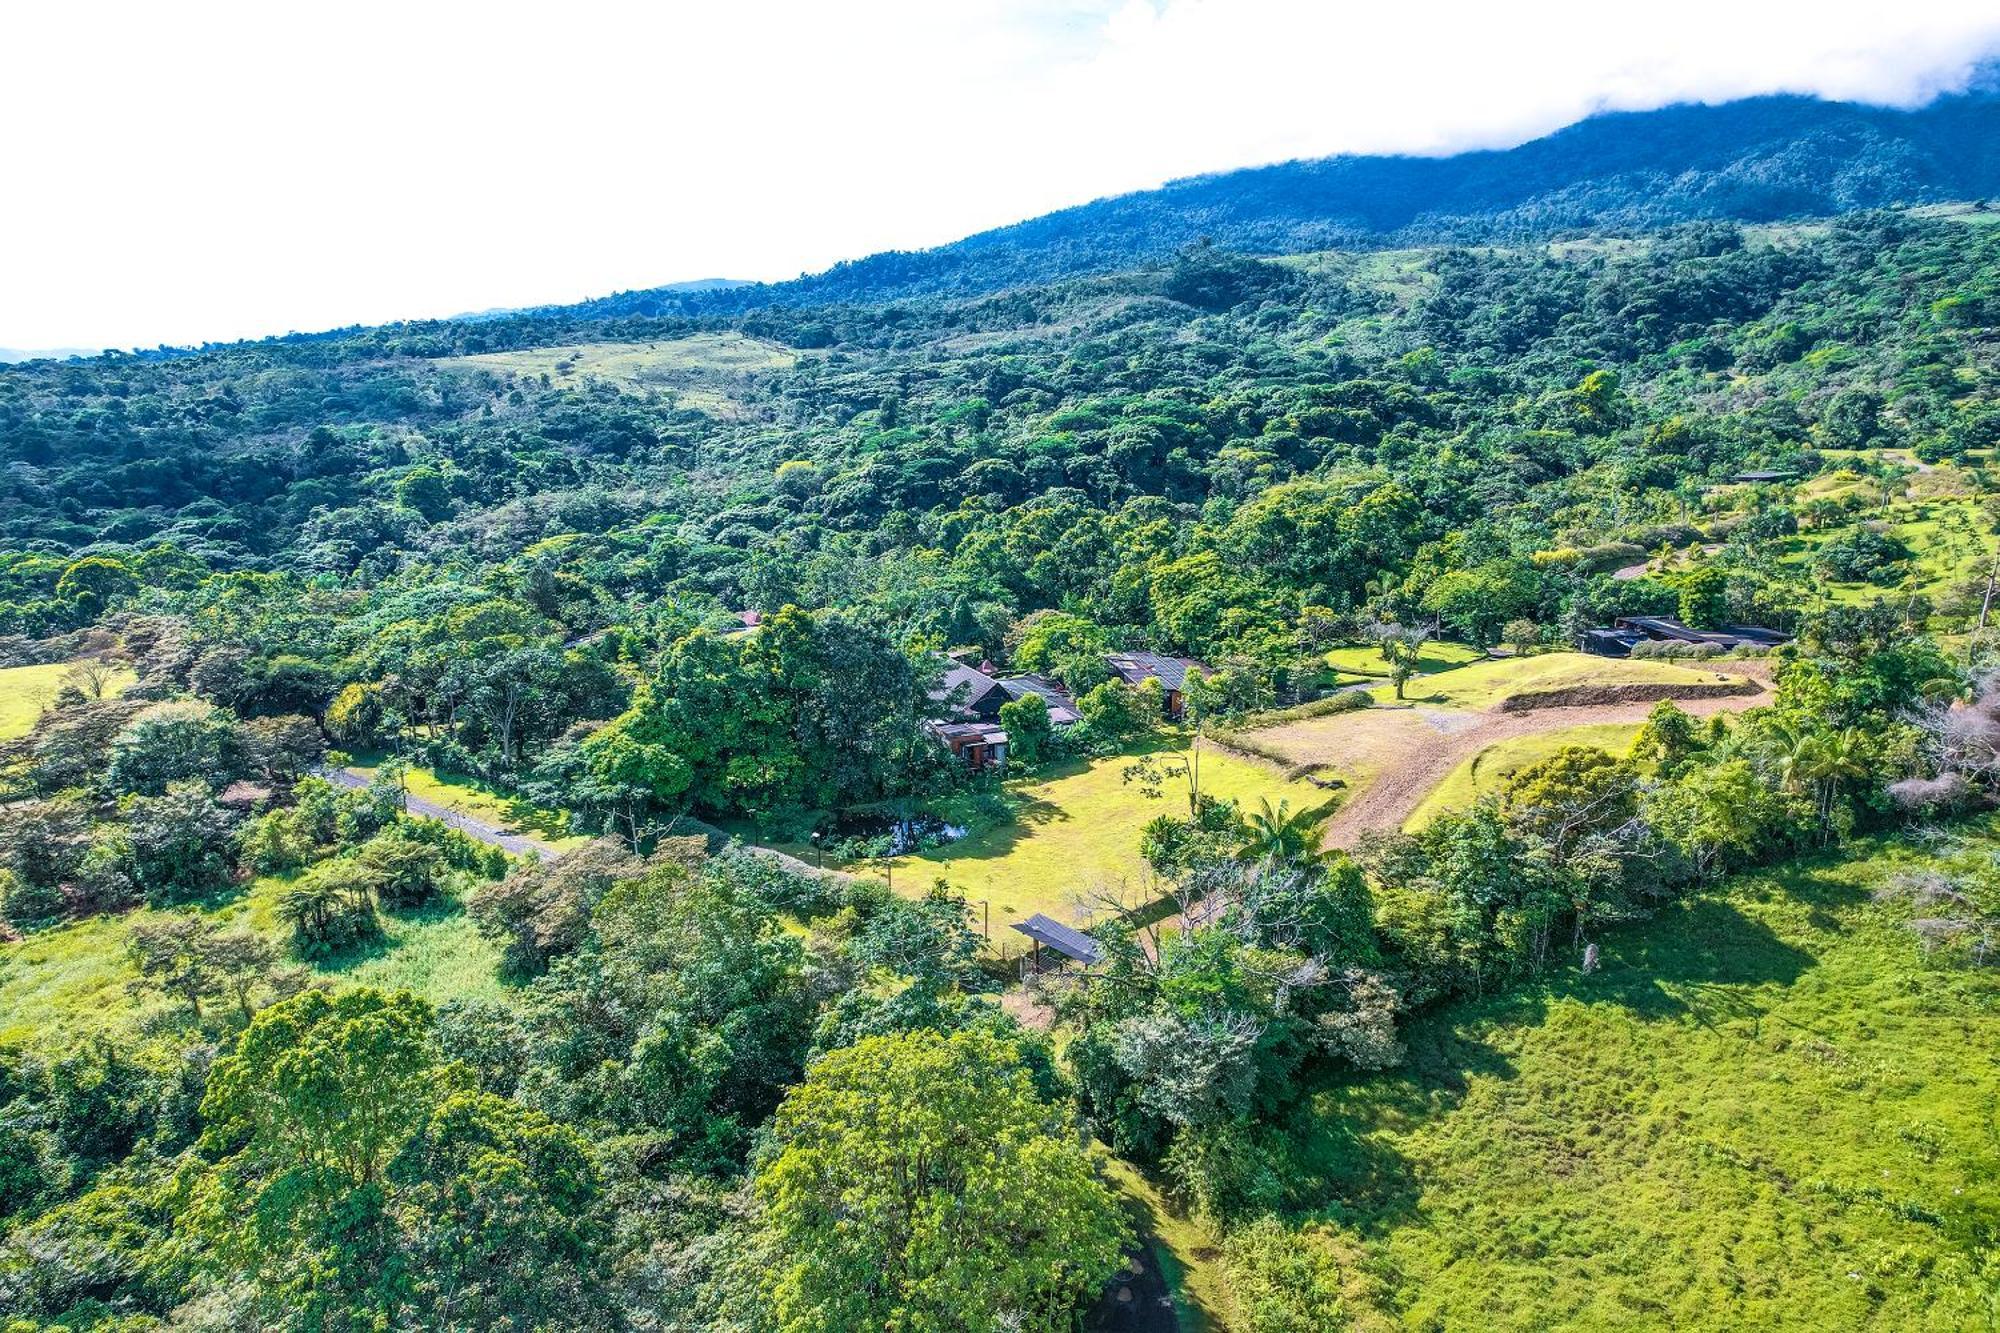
324, 768, 855, 884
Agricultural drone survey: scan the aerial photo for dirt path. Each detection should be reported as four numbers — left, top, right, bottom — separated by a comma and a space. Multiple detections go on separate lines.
1318, 683, 1768, 847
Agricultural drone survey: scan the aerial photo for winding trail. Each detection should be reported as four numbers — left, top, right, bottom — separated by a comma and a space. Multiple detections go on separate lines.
320, 767, 562, 857
320, 769, 856, 883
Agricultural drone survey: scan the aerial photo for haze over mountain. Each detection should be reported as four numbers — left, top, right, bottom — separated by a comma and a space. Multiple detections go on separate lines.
564, 80, 2000, 322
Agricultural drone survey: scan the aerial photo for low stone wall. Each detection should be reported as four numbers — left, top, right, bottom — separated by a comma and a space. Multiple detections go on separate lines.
1493, 679, 1764, 713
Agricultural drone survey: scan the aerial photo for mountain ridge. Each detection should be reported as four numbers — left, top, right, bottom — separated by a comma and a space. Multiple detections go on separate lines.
560, 82, 2000, 322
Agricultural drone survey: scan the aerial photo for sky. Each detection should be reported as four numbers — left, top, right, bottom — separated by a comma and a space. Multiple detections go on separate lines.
6, 0, 2000, 351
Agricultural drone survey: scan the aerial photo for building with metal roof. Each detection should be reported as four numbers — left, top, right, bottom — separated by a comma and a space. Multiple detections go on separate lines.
993, 673, 1083, 726
1102, 651, 1207, 717
1011, 913, 1105, 965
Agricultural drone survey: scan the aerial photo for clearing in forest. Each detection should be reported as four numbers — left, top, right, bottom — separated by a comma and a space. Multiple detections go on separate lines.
0, 871, 505, 1047
1234, 653, 1766, 845
1323, 639, 1483, 679
862, 741, 1321, 938
435, 332, 802, 414
340, 754, 589, 854
0, 660, 134, 740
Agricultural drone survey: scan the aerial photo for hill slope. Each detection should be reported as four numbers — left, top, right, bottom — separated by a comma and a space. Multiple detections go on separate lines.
572, 82, 2000, 319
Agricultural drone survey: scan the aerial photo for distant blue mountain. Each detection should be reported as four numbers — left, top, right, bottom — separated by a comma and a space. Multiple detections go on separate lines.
571, 82, 2000, 319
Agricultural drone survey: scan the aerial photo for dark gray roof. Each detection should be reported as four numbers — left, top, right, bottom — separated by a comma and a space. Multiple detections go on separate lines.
994, 673, 1083, 723
1720, 624, 1793, 645
929, 659, 1003, 713
1012, 913, 1104, 964
1615, 615, 1706, 642
1104, 650, 1205, 692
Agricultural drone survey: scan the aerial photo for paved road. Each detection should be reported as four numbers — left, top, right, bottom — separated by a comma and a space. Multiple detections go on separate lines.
319, 767, 563, 858
319, 769, 857, 882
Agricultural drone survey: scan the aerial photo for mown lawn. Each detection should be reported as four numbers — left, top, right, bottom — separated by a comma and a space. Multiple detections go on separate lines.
0, 873, 507, 1047
0, 661, 135, 740
1323, 640, 1484, 679
1403, 721, 1644, 830
1278, 832, 2000, 1330
1370, 652, 1746, 711
866, 740, 1324, 937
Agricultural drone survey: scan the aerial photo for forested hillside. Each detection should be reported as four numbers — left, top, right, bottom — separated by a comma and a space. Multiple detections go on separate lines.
569, 82, 2000, 318
2, 106, 1999, 1331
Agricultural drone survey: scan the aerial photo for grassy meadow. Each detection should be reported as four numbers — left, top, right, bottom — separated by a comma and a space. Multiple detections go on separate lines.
0, 870, 506, 1048
863, 740, 1322, 935
1260, 831, 2000, 1330
1323, 640, 1484, 679
1368, 652, 1747, 710
343, 753, 590, 852
1403, 721, 1645, 830
435, 333, 802, 415
0, 660, 135, 740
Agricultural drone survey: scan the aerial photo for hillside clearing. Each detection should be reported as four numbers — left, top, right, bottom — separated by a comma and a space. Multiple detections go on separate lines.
0, 660, 135, 740
1367, 652, 1749, 710
1402, 721, 1644, 830
0, 874, 506, 1047
1288, 832, 2000, 1329
862, 742, 1321, 936
434, 333, 802, 414
1233, 655, 1768, 846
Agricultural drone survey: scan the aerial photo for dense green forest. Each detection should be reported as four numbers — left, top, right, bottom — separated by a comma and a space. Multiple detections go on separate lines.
2, 152, 1999, 1332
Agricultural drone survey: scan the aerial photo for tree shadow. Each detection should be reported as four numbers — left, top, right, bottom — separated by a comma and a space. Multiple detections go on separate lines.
1279, 1022, 1520, 1236
1558, 893, 1823, 1023
1263, 871, 1847, 1237
309, 895, 466, 976
1087, 1173, 1222, 1333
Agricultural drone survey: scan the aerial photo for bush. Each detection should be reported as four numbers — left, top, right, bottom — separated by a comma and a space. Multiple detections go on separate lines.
276, 859, 380, 957
353, 827, 448, 910
1224, 1217, 1362, 1333
1816, 528, 1913, 584
0, 867, 64, 930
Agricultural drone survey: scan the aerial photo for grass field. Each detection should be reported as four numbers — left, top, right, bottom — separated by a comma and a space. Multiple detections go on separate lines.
861, 740, 1322, 935
0, 872, 506, 1047
1323, 640, 1484, 679
1402, 721, 1643, 830
436, 333, 801, 415
343, 753, 590, 852
1277, 830, 2000, 1329
1367, 652, 1745, 710
0, 661, 134, 740
1780, 495, 1998, 608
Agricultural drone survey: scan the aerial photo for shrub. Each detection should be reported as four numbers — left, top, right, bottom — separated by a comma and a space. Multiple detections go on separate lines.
1224, 1217, 1361, 1333
0, 867, 63, 930
353, 827, 448, 910
276, 859, 380, 957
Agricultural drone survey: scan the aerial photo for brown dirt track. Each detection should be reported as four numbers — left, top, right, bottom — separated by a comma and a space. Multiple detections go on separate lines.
1238, 673, 1772, 849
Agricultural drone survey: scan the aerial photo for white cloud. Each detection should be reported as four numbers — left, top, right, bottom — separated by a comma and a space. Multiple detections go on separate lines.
3, 0, 1998, 349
